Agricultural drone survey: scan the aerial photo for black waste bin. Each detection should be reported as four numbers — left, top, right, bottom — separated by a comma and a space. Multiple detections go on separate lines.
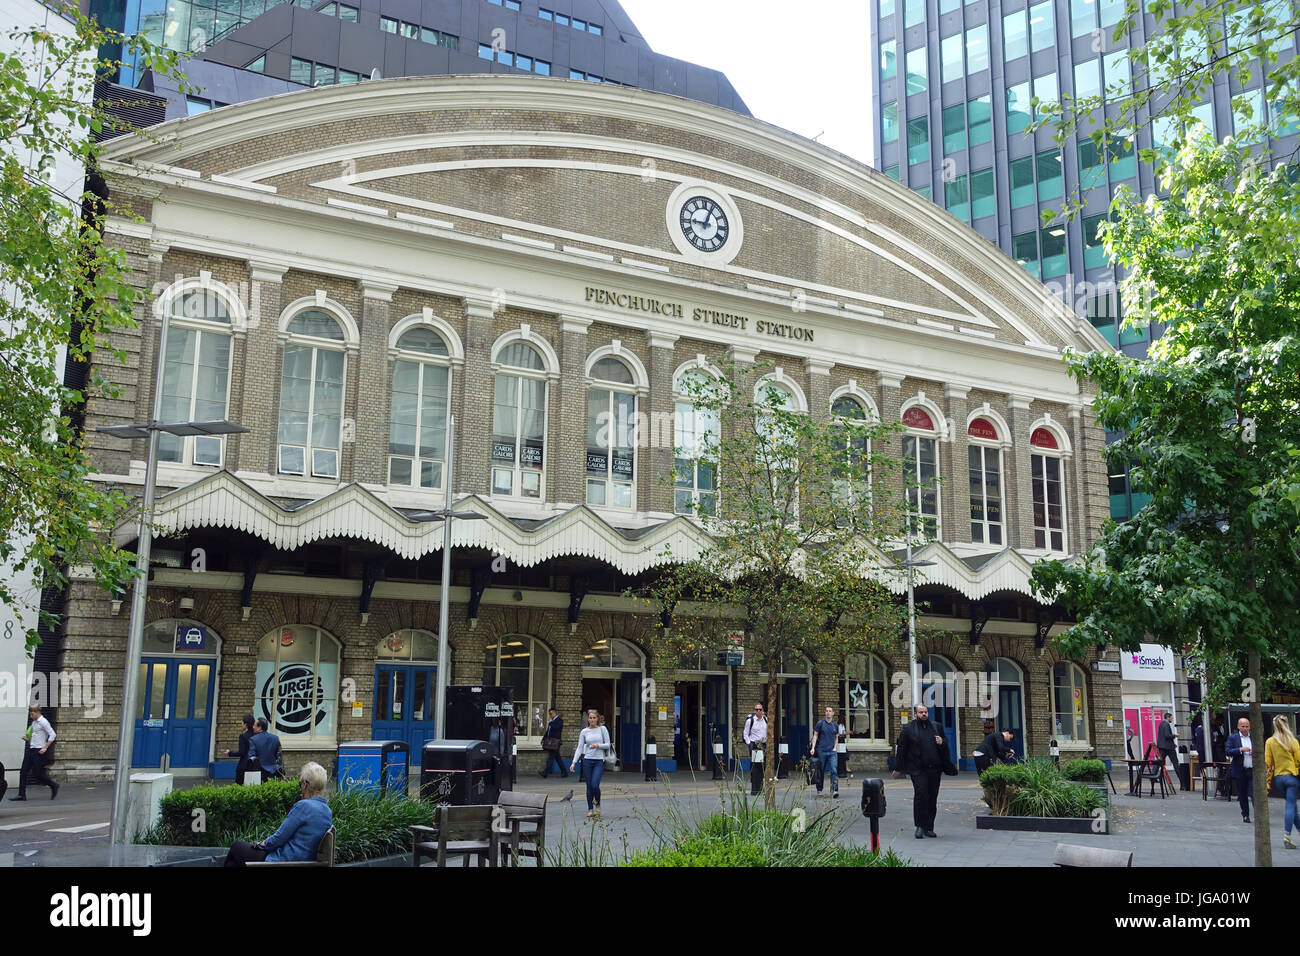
420, 740, 497, 805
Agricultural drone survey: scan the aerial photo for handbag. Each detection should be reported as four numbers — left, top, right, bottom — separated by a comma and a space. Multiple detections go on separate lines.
541, 736, 560, 752
602, 727, 618, 769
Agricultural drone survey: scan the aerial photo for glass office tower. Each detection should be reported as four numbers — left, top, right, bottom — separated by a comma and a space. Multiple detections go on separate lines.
870, 0, 1298, 520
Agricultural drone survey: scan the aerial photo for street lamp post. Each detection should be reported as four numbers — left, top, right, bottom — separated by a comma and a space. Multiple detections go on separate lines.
406, 415, 487, 738
98, 309, 247, 845
897, 526, 937, 714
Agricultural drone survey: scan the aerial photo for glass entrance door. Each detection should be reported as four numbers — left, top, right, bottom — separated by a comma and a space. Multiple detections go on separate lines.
373, 664, 437, 762
132, 657, 215, 769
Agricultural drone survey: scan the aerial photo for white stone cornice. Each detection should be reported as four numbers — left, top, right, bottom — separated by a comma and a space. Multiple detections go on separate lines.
878, 374, 904, 389
360, 279, 399, 301
805, 357, 833, 376
944, 384, 970, 401
1008, 394, 1033, 411
248, 261, 289, 284
647, 331, 679, 350
559, 315, 593, 335
462, 295, 499, 320
727, 345, 759, 364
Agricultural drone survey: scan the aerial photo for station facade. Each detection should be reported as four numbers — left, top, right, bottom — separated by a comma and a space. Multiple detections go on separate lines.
61, 74, 1122, 781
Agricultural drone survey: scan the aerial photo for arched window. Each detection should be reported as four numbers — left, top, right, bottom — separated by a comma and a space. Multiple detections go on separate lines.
902, 405, 942, 538
278, 309, 347, 478
755, 378, 801, 503
968, 416, 1005, 545
255, 625, 341, 741
491, 341, 548, 498
832, 395, 871, 508
1030, 426, 1067, 551
376, 628, 440, 662
844, 652, 889, 740
160, 287, 234, 466
673, 366, 719, 516
585, 637, 644, 669
389, 326, 451, 489
483, 636, 553, 739
1051, 661, 1088, 743
586, 356, 636, 508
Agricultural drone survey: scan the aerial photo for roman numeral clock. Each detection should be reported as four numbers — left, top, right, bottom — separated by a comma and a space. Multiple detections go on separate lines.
665, 182, 744, 265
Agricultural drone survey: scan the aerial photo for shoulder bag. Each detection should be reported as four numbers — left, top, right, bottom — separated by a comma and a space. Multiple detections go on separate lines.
602, 726, 618, 769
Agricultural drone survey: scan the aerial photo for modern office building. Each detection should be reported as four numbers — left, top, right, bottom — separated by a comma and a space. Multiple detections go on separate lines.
55, 73, 1122, 782
86, 0, 749, 119
867, 0, 1299, 523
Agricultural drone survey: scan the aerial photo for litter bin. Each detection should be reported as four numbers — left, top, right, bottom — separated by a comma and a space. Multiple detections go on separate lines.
337, 740, 409, 796
420, 740, 497, 805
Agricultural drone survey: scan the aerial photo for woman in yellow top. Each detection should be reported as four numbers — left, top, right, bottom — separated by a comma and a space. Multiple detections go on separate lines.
1265, 715, 1300, 850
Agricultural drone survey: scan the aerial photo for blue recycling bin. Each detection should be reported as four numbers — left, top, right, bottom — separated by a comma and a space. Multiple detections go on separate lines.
337, 740, 409, 795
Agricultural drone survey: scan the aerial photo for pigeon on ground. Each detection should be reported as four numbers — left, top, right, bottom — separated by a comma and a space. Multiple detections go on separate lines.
560, 789, 574, 802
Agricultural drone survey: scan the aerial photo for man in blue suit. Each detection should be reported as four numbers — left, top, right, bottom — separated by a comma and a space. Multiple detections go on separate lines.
249, 718, 283, 780
1226, 716, 1255, 823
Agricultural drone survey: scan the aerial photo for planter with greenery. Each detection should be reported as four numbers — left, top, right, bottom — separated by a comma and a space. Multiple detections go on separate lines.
978, 759, 1109, 833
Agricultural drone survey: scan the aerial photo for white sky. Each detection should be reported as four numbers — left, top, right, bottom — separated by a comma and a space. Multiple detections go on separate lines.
618, 0, 874, 167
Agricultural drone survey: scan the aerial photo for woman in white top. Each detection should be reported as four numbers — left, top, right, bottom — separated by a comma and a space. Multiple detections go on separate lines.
570, 709, 611, 817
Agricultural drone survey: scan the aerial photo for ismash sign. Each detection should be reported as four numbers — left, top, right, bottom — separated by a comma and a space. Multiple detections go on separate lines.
1119, 644, 1176, 682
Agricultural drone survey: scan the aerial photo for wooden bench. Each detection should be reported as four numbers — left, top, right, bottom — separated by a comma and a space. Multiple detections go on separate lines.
247, 826, 336, 867
497, 791, 548, 867
412, 805, 498, 868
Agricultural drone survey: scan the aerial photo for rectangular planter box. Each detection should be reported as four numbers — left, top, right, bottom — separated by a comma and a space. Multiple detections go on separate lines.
976, 814, 1108, 835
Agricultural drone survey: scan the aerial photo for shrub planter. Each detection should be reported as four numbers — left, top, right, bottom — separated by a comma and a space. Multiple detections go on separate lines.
976, 814, 1109, 835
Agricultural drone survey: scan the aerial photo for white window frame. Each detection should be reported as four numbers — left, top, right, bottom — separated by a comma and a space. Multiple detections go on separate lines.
483, 635, 554, 742
585, 351, 643, 510
1028, 419, 1071, 553
256, 624, 341, 746
843, 652, 890, 744
672, 360, 722, 517
830, 384, 878, 508
1051, 661, 1089, 744
276, 297, 358, 481
489, 329, 557, 502
901, 396, 947, 541
966, 408, 1010, 547
387, 323, 454, 493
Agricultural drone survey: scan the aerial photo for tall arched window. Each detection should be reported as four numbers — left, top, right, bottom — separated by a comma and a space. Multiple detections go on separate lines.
967, 415, 1005, 545
902, 404, 942, 538
159, 287, 234, 466
389, 326, 451, 490
1051, 661, 1088, 743
755, 376, 803, 505
673, 366, 719, 516
844, 652, 888, 739
1030, 427, 1067, 551
255, 624, 341, 741
586, 356, 636, 508
832, 395, 871, 507
491, 342, 548, 498
483, 636, 553, 739
278, 309, 347, 478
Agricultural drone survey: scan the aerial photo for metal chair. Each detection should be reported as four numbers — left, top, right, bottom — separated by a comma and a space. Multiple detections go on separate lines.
1138, 756, 1168, 798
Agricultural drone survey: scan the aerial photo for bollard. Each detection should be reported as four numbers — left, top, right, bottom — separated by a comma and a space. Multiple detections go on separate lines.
750, 744, 764, 795
644, 735, 658, 781
712, 737, 724, 780
777, 738, 790, 779
860, 778, 887, 853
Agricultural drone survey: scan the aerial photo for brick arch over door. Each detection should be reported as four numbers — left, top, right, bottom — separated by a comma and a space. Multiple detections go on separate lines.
473, 606, 570, 653
365, 600, 460, 656
239, 594, 356, 649
143, 589, 238, 632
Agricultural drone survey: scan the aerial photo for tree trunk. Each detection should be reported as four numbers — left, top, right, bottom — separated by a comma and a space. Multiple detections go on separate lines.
765, 659, 778, 809
1249, 651, 1272, 867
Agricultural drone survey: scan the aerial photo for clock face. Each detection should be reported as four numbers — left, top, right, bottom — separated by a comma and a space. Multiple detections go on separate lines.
678, 195, 729, 252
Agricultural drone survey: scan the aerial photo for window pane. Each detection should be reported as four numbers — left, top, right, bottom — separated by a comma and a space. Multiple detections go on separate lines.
941, 33, 963, 83
1071, 0, 1095, 36
881, 40, 897, 82
290, 57, 312, 84
1007, 82, 1032, 135
1040, 224, 1067, 277
1029, 1, 1054, 51
1036, 149, 1062, 200
1083, 213, 1107, 269
1103, 50, 1130, 98
1013, 231, 1039, 278
944, 172, 969, 221
904, 0, 924, 27
941, 103, 965, 154
965, 23, 988, 74
970, 167, 994, 218
906, 46, 927, 94
287, 309, 344, 340
1108, 133, 1135, 181
1078, 137, 1105, 190
1003, 9, 1027, 62
968, 94, 991, 145
1074, 58, 1100, 100
907, 116, 929, 165
883, 101, 899, 143
1034, 72, 1058, 119
1009, 155, 1035, 208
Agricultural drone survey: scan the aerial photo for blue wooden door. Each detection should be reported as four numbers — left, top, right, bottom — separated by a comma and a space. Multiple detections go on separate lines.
705, 676, 729, 768
132, 658, 215, 768
373, 664, 438, 762
999, 683, 1025, 761
783, 679, 810, 761
618, 672, 642, 770
922, 678, 960, 767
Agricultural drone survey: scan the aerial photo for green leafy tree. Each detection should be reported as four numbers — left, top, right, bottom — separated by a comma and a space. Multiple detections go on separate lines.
1, 12, 185, 651
642, 360, 912, 805
1030, 133, 1300, 866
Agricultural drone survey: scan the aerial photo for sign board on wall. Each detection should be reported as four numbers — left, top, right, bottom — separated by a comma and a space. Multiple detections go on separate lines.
1119, 644, 1176, 682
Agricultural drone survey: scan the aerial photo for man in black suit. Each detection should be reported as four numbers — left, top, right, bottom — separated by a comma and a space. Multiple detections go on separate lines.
892, 705, 950, 839
1226, 717, 1255, 823
249, 718, 283, 781
224, 714, 255, 785
539, 708, 567, 778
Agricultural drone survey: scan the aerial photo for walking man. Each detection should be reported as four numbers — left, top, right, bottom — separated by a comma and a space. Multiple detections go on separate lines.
893, 704, 947, 838
249, 718, 283, 781
1226, 717, 1255, 823
11, 705, 58, 800
810, 706, 840, 798
1157, 712, 1179, 788
539, 708, 567, 778
743, 702, 768, 795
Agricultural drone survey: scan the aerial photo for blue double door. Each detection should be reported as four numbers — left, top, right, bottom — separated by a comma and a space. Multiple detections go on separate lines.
372, 664, 438, 762
782, 679, 811, 761
132, 657, 216, 769
921, 678, 961, 767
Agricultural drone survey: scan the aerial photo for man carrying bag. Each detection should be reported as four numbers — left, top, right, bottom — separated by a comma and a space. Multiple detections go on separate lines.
539, 708, 567, 778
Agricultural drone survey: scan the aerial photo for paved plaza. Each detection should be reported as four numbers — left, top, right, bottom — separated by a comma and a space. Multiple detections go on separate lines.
2, 769, 1296, 866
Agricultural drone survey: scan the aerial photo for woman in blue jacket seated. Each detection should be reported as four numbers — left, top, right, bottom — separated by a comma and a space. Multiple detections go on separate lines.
224, 761, 332, 866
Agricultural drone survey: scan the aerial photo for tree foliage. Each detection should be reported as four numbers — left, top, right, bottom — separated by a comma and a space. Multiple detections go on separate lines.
1, 13, 185, 651
638, 360, 912, 802
1030, 133, 1300, 864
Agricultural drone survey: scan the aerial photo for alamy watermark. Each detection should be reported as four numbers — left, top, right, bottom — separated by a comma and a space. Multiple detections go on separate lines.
1, 666, 104, 718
